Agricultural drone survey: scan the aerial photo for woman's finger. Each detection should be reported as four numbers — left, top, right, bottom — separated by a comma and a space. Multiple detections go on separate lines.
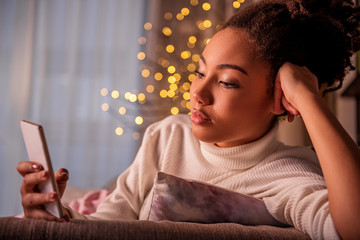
281, 95, 300, 116
287, 111, 295, 123
22, 192, 58, 209
55, 168, 69, 183
17, 161, 43, 177
281, 95, 301, 122
21, 170, 49, 194
55, 168, 69, 196
25, 208, 63, 222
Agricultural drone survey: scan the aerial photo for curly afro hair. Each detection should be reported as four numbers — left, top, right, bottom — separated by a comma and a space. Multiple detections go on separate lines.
222, 0, 360, 93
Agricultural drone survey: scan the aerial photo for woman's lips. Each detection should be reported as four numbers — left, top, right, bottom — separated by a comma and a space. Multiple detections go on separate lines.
191, 110, 212, 125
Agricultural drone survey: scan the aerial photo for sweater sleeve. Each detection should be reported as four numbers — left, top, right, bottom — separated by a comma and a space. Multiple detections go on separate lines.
66, 120, 165, 220
260, 147, 339, 240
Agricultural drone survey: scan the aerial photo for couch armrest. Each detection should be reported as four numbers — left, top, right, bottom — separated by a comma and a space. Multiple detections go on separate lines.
0, 217, 310, 240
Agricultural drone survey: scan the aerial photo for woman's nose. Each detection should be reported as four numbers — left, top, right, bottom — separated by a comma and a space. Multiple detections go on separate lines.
191, 81, 212, 105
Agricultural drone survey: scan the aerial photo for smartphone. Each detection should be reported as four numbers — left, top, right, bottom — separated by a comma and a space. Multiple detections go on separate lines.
20, 120, 65, 218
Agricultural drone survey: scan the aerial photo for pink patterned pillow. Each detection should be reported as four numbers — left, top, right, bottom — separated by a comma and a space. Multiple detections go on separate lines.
148, 172, 287, 227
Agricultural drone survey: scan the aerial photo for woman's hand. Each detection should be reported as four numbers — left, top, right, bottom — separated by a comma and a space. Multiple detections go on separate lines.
17, 161, 70, 221
273, 62, 319, 122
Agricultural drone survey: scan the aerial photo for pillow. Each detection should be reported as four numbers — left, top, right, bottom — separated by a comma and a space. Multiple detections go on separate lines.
148, 172, 287, 227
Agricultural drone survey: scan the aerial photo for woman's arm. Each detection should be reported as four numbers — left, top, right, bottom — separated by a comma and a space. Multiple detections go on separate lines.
274, 62, 360, 239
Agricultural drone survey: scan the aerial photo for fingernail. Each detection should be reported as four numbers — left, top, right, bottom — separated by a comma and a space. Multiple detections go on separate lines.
32, 164, 40, 170
49, 192, 57, 200
61, 171, 68, 177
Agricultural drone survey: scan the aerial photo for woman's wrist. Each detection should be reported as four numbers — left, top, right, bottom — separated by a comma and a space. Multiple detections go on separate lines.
292, 89, 321, 115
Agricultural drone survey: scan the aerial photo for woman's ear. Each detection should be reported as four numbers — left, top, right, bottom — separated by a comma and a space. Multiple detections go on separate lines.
272, 78, 287, 115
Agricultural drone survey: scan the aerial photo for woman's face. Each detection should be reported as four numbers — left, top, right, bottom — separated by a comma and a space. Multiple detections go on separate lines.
190, 28, 277, 147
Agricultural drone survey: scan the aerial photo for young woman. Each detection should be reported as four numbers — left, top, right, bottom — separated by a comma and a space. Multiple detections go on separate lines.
17, 0, 360, 239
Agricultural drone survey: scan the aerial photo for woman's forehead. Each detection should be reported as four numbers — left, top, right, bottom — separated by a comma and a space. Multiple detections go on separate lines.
201, 28, 262, 69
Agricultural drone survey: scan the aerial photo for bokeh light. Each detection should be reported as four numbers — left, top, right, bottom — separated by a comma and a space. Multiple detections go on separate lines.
183, 92, 191, 100
111, 90, 120, 99
124, 92, 131, 100
176, 13, 184, 21
188, 74, 196, 82
135, 116, 144, 125
146, 85, 154, 93
115, 127, 124, 136
187, 42, 195, 48
171, 107, 179, 115
188, 36, 197, 44
160, 90, 168, 98
138, 93, 146, 102
202, 2, 211, 11
174, 73, 181, 81
167, 90, 176, 98
137, 52, 146, 60
166, 44, 175, 53
118, 107, 126, 115
141, 69, 150, 78
168, 76, 176, 84
133, 132, 141, 140
144, 22, 152, 30
187, 63, 196, 72
203, 20, 212, 28
192, 54, 200, 62
182, 82, 191, 90
197, 21, 206, 30
138, 37, 147, 45
233, 1, 241, 8
169, 83, 178, 91
164, 12, 173, 20
154, 72, 163, 81
160, 58, 170, 68
100, 88, 108, 96
162, 27, 172, 36
190, 0, 199, 6
181, 50, 191, 59
167, 65, 176, 74
129, 94, 137, 102
181, 8, 190, 16
101, 103, 109, 112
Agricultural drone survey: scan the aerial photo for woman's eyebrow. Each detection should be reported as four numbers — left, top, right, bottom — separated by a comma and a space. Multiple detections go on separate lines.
199, 55, 248, 76
217, 64, 248, 76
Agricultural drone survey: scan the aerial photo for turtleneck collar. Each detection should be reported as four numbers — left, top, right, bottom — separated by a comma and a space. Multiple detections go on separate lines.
199, 123, 281, 170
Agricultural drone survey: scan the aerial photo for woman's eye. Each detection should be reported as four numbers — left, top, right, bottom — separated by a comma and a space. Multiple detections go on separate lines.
195, 70, 205, 78
219, 81, 239, 89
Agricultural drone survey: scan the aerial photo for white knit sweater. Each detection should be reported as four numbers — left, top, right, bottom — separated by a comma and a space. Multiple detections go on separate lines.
68, 114, 339, 240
